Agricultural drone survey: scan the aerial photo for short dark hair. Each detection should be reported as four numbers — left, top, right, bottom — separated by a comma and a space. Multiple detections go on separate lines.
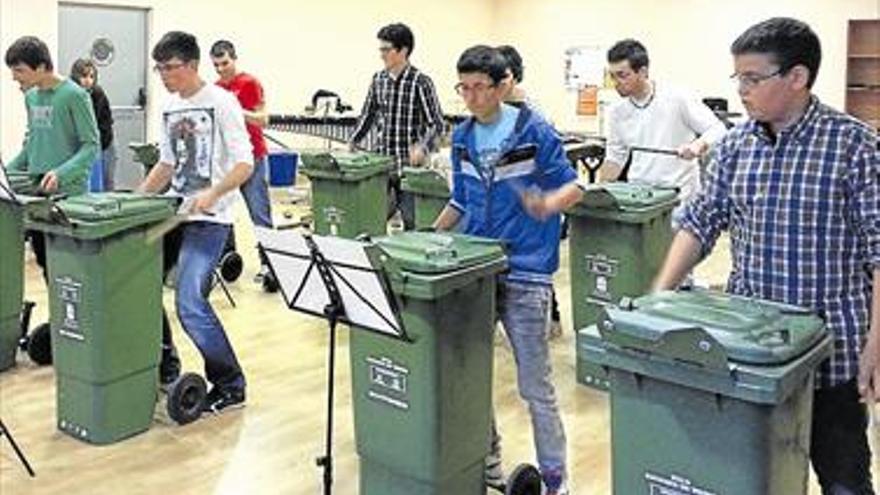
731, 17, 821, 89
70, 58, 97, 84
607, 39, 649, 72
497, 45, 524, 83
210, 39, 236, 59
152, 31, 200, 63
5, 36, 53, 71
456, 45, 509, 85
377, 23, 414, 57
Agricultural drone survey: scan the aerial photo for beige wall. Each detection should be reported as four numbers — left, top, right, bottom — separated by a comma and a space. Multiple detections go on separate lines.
2, 0, 877, 159
489, 0, 880, 132
0, 0, 493, 159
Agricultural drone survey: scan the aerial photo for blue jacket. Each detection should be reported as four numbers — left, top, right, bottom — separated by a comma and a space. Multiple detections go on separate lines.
449, 105, 577, 284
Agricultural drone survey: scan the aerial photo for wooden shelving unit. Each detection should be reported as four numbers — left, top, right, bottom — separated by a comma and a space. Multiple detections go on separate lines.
846, 19, 880, 130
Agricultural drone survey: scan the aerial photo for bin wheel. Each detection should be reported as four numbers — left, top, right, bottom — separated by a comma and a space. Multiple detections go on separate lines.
505, 464, 542, 495
261, 271, 279, 293
219, 252, 243, 283
27, 323, 52, 365
166, 372, 207, 425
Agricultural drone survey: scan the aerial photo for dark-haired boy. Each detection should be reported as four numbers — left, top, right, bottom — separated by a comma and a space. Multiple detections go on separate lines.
654, 18, 879, 494
434, 44, 583, 495
349, 22, 445, 230
138, 31, 254, 414
210, 39, 275, 285
5, 35, 100, 277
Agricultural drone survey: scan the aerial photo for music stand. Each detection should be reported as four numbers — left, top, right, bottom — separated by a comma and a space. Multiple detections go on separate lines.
255, 227, 407, 495
0, 419, 35, 477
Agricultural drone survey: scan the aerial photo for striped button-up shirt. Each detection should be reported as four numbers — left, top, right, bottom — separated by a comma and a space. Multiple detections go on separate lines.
349, 64, 445, 171
680, 97, 880, 388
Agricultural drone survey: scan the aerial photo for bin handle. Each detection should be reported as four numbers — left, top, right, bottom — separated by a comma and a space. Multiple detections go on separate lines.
599, 308, 731, 371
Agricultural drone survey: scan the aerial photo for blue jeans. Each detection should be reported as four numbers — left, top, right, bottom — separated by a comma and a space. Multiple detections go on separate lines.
161, 222, 245, 392
493, 278, 567, 477
240, 155, 273, 229
102, 143, 118, 191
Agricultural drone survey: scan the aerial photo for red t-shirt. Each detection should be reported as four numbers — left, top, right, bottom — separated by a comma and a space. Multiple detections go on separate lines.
216, 72, 268, 158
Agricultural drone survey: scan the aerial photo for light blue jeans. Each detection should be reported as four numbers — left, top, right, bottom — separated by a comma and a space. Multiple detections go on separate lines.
162, 222, 245, 392
493, 278, 567, 477
240, 155, 273, 229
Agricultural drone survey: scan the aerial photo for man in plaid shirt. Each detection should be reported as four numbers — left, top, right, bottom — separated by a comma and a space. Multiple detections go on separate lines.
654, 18, 878, 494
349, 22, 445, 230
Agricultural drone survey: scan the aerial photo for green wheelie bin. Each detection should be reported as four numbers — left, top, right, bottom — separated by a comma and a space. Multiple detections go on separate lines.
579, 289, 832, 495
566, 182, 678, 389
300, 151, 392, 238
400, 167, 450, 230
350, 231, 507, 494
0, 171, 47, 370
27, 192, 178, 444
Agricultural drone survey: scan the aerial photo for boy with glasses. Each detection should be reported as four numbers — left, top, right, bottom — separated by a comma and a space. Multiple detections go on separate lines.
654, 18, 879, 494
349, 22, 445, 230
139, 31, 253, 415
434, 45, 584, 495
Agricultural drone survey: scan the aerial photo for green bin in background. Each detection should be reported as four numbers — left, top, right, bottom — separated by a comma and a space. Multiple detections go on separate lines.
300, 151, 392, 238
579, 289, 832, 494
400, 167, 450, 230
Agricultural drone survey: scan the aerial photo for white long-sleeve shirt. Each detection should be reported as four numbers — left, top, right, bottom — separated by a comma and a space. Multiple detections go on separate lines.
605, 81, 727, 202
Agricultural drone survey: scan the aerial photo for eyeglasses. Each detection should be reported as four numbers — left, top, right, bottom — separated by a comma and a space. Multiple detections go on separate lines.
454, 82, 497, 95
730, 68, 784, 90
152, 62, 186, 74
379, 46, 396, 54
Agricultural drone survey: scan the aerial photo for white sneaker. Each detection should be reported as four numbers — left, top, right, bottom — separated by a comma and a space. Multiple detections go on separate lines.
485, 449, 505, 490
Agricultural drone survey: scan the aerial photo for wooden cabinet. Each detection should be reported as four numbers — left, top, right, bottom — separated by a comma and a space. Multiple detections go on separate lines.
846, 20, 880, 129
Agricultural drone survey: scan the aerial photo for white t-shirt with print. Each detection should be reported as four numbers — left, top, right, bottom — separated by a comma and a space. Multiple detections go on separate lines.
159, 83, 252, 224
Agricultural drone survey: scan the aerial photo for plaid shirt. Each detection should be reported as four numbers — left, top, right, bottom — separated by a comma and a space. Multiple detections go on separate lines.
349, 64, 445, 171
680, 97, 880, 388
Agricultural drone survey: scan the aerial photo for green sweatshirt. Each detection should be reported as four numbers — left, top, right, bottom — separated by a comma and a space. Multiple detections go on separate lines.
7, 78, 100, 195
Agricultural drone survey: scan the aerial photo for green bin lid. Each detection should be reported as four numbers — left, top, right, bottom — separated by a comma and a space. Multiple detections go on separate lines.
568, 183, 679, 222
599, 289, 827, 366
29, 192, 178, 239
300, 151, 393, 181
400, 167, 450, 197
374, 231, 504, 274
369, 231, 508, 300
57, 192, 177, 220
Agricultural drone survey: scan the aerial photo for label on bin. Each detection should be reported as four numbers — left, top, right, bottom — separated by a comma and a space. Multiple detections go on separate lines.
585, 253, 617, 303
645, 472, 718, 495
366, 356, 409, 411
56, 276, 85, 342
